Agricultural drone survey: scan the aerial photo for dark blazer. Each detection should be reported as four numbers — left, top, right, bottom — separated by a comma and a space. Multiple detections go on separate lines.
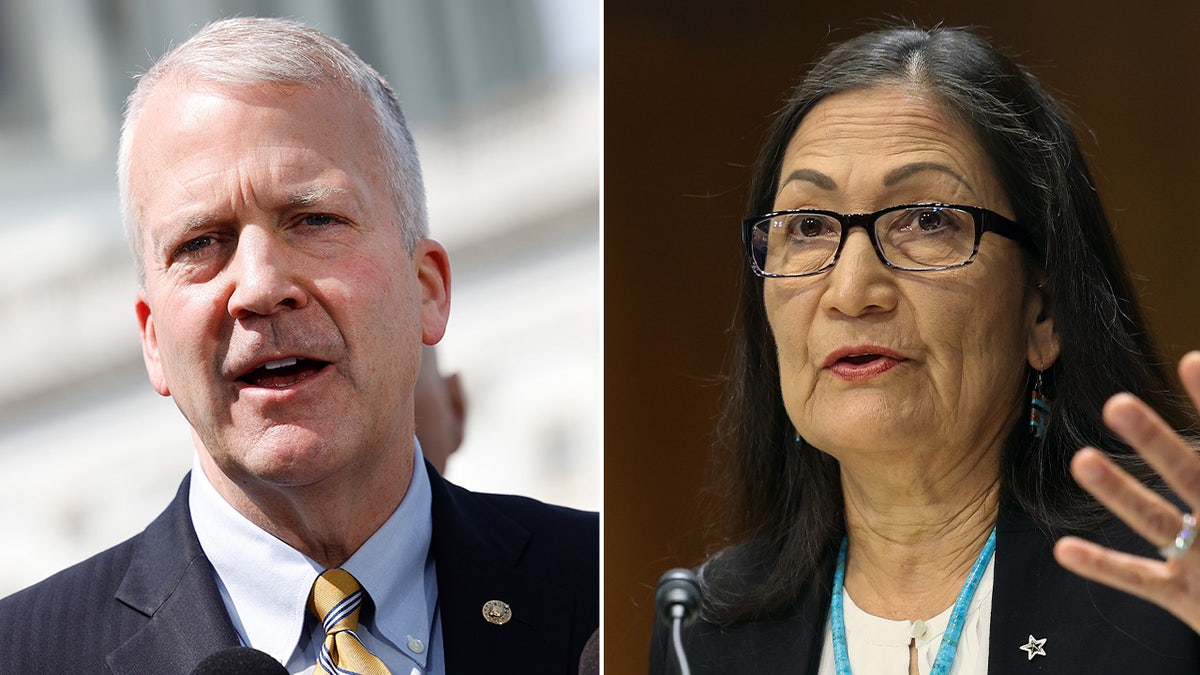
0, 464, 599, 674
650, 505, 1200, 673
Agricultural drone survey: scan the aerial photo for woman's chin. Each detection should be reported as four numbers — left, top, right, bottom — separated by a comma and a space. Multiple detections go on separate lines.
803, 417, 944, 461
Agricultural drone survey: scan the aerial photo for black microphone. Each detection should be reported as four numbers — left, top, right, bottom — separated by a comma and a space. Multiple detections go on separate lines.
656, 568, 701, 675
190, 647, 289, 674
656, 567, 701, 627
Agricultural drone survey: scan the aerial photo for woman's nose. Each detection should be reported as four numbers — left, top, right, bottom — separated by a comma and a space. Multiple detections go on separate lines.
818, 228, 899, 318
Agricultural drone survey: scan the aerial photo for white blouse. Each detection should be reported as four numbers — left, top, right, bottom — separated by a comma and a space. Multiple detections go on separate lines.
817, 556, 994, 674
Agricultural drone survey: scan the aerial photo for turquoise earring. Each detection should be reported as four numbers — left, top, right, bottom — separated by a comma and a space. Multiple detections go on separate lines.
1030, 370, 1050, 438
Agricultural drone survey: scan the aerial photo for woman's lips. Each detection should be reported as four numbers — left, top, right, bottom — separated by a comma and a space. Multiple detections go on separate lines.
823, 346, 907, 381
825, 354, 904, 380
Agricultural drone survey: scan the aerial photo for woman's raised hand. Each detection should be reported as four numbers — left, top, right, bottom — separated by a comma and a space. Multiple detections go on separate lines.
1055, 351, 1200, 633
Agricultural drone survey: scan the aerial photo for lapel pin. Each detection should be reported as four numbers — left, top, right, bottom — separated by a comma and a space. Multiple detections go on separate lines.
482, 599, 512, 625
1019, 634, 1047, 661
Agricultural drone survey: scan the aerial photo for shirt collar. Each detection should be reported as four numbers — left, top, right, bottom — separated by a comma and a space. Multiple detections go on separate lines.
343, 449, 437, 669
189, 442, 436, 669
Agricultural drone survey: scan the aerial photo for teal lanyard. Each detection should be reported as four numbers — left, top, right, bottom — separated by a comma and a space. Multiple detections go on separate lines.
830, 527, 997, 675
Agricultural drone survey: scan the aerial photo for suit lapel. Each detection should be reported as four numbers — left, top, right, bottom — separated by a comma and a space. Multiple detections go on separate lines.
106, 476, 240, 674
428, 465, 578, 673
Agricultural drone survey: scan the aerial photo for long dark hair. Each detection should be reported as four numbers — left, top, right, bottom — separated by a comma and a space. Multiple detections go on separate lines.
703, 25, 1194, 625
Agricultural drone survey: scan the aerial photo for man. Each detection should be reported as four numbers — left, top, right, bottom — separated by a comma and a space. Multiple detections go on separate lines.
0, 17, 597, 674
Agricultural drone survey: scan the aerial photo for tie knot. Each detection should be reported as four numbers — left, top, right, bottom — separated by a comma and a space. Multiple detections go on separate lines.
309, 568, 366, 634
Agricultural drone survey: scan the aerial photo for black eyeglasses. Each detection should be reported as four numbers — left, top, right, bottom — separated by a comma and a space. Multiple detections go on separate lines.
742, 203, 1034, 278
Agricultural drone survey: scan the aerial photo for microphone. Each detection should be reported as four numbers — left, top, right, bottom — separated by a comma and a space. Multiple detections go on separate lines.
656, 568, 701, 675
190, 647, 289, 674
656, 568, 701, 627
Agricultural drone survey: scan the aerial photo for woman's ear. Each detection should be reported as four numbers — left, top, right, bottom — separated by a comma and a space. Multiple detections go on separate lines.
1026, 281, 1061, 370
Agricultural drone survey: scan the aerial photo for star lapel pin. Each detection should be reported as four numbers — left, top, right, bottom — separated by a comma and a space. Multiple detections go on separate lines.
1019, 634, 1047, 661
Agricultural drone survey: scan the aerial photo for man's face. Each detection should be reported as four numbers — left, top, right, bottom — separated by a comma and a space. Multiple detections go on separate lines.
129, 79, 450, 490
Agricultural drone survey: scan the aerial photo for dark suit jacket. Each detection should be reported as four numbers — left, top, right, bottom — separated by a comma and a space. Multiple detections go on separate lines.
650, 505, 1200, 673
0, 464, 599, 674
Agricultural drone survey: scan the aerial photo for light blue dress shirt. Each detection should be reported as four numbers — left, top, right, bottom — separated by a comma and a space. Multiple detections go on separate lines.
189, 441, 445, 674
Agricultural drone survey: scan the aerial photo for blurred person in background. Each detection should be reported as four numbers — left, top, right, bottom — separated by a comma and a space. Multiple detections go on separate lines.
415, 345, 466, 474
0, 16, 597, 673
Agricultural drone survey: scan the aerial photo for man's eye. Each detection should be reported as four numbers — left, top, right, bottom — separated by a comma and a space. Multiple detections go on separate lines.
179, 236, 213, 253
303, 214, 336, 227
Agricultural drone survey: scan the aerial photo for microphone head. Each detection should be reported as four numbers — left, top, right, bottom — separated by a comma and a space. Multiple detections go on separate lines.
655, 567, 701, 627
191, 647, 289, 675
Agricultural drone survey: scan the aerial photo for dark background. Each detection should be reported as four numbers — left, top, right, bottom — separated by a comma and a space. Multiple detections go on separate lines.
604, 1, 1200, 672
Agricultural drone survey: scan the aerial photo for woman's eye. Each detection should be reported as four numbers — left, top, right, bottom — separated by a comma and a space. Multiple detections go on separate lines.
790, 216, 833, 238
889, 208, 958, 234
797, 217, 823, 237
916, 210, 945, 231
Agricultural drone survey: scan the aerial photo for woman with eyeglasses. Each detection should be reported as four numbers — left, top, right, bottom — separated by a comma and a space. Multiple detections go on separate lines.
651, 25, 1200, 674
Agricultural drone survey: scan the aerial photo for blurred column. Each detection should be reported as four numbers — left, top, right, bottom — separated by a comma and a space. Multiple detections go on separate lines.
28, 0, 112, 163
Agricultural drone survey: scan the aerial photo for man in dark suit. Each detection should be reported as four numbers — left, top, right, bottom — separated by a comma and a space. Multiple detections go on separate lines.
0, 17, 597, 673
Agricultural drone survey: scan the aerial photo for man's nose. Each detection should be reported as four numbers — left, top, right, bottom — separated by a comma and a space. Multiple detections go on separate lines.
817, 228, 899, 318
226, 227, 309, 319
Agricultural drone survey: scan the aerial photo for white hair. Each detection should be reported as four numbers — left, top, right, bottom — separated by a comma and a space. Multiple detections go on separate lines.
117, 17, 428, 280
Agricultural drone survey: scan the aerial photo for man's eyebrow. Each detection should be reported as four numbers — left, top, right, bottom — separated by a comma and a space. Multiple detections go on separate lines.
883, 162, 974, 191
286, 185, 351, 207
778, 168, 836, 192
154, 213, 216, 247
147, 212, 218, 263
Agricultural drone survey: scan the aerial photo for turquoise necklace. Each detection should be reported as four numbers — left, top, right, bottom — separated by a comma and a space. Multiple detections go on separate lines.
830, 527, 997, 675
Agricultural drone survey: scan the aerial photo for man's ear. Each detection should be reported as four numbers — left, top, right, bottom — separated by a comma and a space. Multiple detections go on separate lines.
136, 290, 171, 397
413, 239, 452, 345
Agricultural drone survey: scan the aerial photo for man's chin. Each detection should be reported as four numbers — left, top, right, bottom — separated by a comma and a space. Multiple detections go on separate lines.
199, 431, 347, 489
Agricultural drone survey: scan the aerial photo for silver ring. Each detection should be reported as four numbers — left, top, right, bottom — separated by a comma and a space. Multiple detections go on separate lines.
1160, 512, 1198, 560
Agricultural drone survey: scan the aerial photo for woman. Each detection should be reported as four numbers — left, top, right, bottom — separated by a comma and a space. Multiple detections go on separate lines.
650, 25, 1200, 673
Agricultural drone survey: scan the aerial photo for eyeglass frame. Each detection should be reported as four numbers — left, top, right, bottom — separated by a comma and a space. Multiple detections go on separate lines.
742, 202, 1037, 278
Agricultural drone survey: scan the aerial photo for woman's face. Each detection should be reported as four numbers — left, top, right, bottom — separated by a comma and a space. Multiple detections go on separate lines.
765, 85, 1059, 474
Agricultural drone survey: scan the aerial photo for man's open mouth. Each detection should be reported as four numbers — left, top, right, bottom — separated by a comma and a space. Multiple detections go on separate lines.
238, 357, 329, 388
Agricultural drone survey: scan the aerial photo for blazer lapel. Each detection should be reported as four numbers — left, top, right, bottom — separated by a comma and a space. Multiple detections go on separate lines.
989, 505, 1200, 673
428, 466, 578, 673
988, 506, 1060, 672
106, 476, 240, 674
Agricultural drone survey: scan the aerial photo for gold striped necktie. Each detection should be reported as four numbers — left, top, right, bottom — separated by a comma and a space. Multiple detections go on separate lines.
309, 568, 392, 675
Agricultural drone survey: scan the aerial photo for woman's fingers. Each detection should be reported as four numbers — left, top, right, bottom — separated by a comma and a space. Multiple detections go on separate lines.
1053, 536, 1200, 626
1102, 392, 1200, 514
1070, 447, 1184, 550
1179, 351, 1200, 412
1055, 536, 1172, 596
